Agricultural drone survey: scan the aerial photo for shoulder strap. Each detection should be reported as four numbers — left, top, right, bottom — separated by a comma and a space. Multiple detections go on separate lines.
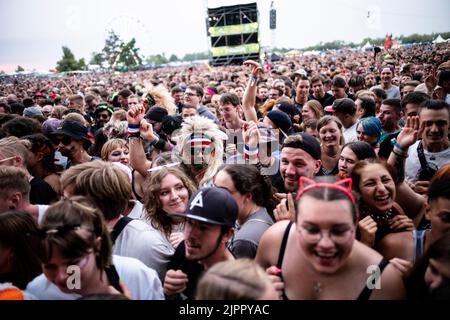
111, 216, 133, 245
276, 222, 293, 269
417, 141, 428, 169
105, 264, 123, 294
357, 259, 390, 301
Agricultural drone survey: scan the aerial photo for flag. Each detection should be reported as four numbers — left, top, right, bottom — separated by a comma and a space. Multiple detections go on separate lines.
384, 34, 392, 50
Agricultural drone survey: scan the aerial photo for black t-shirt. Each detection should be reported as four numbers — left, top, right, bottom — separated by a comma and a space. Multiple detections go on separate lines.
166, 241, 204, 300
310, 92, 335, 107
29, 177, 58, 205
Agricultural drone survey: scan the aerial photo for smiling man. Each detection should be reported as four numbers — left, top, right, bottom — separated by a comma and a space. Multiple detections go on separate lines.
163, 187, 238, 300
406, 100, 450, 185
279, 133, 322, 193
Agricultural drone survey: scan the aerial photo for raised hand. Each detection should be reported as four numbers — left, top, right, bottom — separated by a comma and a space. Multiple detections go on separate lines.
242, 120, 260, 149
273, 193, 295, 222
127, 105, 145, 126
358, 215, 378, 247
243, 60, 263, 78
396, 115, 420, 149
139, 119, 156, 142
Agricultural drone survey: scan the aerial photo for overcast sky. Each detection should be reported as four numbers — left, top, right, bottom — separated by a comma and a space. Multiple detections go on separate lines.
0, 0, 448, 72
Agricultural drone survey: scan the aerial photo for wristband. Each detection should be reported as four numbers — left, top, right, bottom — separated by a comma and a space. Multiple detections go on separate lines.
128, 123, 140, 135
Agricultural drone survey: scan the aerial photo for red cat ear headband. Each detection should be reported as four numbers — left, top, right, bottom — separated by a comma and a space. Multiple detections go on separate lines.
295, 177, 355, 204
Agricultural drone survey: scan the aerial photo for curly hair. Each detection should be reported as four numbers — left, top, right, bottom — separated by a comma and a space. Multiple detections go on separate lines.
143, 166, 197, 238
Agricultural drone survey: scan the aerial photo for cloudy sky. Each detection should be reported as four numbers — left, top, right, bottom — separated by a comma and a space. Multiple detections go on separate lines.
0, 0, 448, 72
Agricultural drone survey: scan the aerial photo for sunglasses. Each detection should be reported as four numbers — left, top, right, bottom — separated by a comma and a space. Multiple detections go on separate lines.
55, 136, 72, 145
96, 114, 110, 120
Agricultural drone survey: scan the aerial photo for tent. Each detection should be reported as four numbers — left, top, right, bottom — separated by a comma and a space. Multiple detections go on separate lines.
432, 35, 446, 44
361, 41, 373, 50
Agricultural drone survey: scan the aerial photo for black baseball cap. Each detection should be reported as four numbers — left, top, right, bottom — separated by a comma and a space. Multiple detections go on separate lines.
170, 187, 238, 228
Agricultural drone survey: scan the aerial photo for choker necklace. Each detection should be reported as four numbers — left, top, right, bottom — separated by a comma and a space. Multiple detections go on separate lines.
362, 204, 394, 226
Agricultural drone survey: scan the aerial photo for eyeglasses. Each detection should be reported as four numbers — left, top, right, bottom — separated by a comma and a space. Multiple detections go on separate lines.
55, 136, 72, 145
184, 92, 197, 97
297, 224, 354, 245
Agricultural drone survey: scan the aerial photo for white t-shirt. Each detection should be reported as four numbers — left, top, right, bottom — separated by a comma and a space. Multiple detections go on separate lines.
37, 205, 49, 225
343, 122, 358, 144
127, 200, 145, 220
113, 219, 174, 281
25, 255, 164, 300
405, 140, 450, 182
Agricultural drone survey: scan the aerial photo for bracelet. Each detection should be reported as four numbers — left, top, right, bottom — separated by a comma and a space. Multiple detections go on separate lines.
128, 123, 140, 135
244, 144, 259, 160
391, 138, 407, 152
392, 148, 408, 158
249, 75, 257, 86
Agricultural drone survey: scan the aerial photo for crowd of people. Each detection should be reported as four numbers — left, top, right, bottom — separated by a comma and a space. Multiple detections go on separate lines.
0, 41, 449, 300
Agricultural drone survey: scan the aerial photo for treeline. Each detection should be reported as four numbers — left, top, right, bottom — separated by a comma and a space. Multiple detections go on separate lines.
274, 31, 450, 53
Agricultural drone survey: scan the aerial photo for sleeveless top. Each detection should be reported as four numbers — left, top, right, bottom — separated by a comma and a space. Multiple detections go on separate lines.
412, 229, 428, 264
276, 222, 389, 300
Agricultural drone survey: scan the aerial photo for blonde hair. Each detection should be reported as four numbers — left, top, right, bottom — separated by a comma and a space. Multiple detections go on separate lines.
304, 100, 324, 120
101, 138, 128, 161
61, 161, 131, 220
176, 116, 227, 187
148, 84, 177, 115
196, 259, 273, 300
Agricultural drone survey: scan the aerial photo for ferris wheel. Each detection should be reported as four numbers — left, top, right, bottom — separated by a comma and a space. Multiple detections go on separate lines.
104, 15, 152, 56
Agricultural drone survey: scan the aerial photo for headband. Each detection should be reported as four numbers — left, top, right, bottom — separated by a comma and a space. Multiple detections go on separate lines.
295, 177, 355, 204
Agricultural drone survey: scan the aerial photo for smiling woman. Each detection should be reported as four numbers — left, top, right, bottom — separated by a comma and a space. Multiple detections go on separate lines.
255, 176, 406, 300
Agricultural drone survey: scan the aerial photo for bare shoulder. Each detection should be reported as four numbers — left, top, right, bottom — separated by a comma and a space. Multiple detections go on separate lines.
256, 220, 292, 269
352, 241, 406, 300
377, 231, 414, 261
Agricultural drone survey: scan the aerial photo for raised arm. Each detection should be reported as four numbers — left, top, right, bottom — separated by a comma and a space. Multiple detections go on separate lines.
242, 60, 263, 123
127, 105, 152, 177
387, 116, 425, 225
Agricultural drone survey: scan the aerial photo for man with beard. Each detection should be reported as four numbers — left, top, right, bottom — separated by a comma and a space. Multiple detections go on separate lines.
52, 120, 99, 169
92, 104, 113, 134
270, 133, 322, 221
405, 100, 450, 193
163, 187, 238, 300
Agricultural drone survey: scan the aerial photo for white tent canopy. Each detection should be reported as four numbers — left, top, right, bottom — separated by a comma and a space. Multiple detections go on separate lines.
360, 41, 373, 50
432, 35, 446, 44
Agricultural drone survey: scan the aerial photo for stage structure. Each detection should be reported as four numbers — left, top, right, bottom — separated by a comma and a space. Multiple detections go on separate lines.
207, 2, 260, 66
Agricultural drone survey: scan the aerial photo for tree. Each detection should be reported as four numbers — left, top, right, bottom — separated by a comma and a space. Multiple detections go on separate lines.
116, 38, 143, 69
169, 54, 178, 62
102, 30, 123, 68
90, 52, 104, 66
55, 46, 86, 72
146, 54, 168, 65
16, 65, 25, 72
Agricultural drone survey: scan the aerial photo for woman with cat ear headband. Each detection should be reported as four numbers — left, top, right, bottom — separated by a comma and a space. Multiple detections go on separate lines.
256, 176, 405, 300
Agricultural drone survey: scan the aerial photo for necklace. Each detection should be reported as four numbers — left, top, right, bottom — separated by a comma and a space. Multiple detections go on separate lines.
362, 204, 394, 226
313, 281, 323, 298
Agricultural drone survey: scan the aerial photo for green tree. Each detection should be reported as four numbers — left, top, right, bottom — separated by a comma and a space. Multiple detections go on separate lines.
169, 54, 178, 62
90, 52, 104, 65
55, 46, 86, 72
116, 38, 143, 69
102, 30, 123, 68
146, 54, 168, 65
16, 65, 25, 72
